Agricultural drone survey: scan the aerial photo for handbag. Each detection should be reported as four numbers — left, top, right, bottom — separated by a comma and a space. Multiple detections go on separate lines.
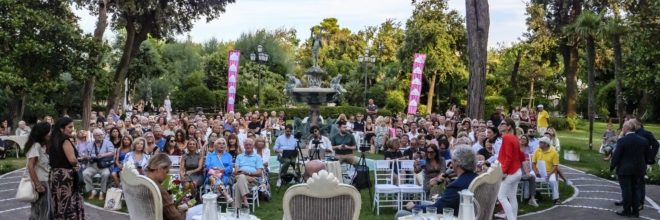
104, 188, 123, 211
94, 141, 115, 169
15, 161, 38, 202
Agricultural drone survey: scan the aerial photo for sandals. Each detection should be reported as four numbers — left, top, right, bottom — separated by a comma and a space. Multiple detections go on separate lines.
555, 199, 562, 205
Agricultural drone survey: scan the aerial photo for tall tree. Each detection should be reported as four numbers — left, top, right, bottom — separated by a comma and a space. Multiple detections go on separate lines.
566, 9, 603, 150
601, 17, 626, 128
0, 0, 100, 128
398, 0, 467, 114
465, 0, 490, 119
80, 0, 109, 130
526, 0, 583, 117
74, 0, 237, 111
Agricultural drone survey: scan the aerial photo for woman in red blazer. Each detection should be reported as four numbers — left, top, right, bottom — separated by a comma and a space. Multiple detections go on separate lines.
497, 118, 522, 220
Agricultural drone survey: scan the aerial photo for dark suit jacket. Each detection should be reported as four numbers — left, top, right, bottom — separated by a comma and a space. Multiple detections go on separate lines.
414, 171, 479, 216
610, 133, 650, 176
636, 128, 659, 163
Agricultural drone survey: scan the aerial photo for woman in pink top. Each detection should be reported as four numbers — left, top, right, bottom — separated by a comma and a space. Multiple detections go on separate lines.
497, 118, 522, 220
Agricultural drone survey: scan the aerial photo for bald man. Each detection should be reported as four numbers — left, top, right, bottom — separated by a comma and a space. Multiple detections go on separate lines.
303, 160, 327, 182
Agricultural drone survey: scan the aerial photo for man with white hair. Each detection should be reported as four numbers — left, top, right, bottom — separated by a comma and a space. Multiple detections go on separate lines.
397, 146, 479, 219
83, 128, 116, 200
15, 121, 31, 136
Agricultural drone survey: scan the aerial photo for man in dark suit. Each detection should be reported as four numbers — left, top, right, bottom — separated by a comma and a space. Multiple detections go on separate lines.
610, 121, 650, 218
633, 118, 658, 209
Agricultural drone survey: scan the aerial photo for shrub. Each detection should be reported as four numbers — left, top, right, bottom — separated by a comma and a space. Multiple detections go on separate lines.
549, 117, 568, 131
385, 90, 406, 114
566, 115, 580, 131
184, 86, 215, 108
484, 96, 507, 116
236, 106, 392, 120
0, 163, 17, 175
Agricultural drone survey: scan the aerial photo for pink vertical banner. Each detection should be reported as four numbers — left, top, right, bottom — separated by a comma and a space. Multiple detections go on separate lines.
227, 50, 241, 112
407, 53, 426, 115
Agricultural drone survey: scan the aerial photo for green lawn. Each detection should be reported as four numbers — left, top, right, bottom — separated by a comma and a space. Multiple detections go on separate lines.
555, 121, 660, 172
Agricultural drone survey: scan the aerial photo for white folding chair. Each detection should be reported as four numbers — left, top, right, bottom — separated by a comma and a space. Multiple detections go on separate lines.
533, 161, 553, 197
397, 160, 425, 210
372, 160, 400, 216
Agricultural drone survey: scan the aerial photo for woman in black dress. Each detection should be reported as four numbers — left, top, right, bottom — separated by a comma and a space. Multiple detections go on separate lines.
49, 117, 84, 220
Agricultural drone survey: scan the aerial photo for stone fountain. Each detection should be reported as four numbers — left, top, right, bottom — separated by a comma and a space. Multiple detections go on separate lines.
284, 31, 345, 141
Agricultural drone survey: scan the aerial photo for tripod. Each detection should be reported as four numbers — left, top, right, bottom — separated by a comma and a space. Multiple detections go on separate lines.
308, 139, 322, 160
350, 141, 373, 207
276, 140, 306, 193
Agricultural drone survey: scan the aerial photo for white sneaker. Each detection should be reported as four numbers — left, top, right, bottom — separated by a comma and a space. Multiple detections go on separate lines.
529, 199, 539, 207
566, 180, 573, 186
276, 179, 282, 187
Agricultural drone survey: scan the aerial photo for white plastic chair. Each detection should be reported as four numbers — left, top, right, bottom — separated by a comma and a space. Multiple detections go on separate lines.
232, 177, 263, 212
372, 160, 400, 216
397, 160, 425, 210
533, 161, 553, 197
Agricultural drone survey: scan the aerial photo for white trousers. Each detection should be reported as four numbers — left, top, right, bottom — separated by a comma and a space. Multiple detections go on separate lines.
498, 169, 522, 220
530, 171, 559, 200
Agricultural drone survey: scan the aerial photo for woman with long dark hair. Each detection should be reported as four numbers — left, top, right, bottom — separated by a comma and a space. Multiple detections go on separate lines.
497, 132, 522, 220
111, 135, 133, 188
225, 134, 242, 161
25, 122, 52, 220
49, 117, 84, 219
413, 144, 447, 197
175, 129, 188, 151
163, 135, 183, 156
109, 127, 122, 149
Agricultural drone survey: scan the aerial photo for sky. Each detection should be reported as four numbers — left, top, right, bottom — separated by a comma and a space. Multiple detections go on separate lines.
73, 0, 529, 48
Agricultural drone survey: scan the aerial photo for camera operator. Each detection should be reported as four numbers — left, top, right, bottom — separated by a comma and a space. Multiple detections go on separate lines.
331, 121, 359, 166
308, 126, 333, 160
274, 125, 298, 186
83, 129, 116, 200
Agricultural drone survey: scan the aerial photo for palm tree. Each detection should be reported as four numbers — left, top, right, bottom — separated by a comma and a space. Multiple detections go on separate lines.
565, 10, 603, 150
601, 17, 627, 128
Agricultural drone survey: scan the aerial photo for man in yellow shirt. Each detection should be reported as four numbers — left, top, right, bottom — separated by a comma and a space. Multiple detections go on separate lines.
536, 104, 550, 135
531, 137, 560, 203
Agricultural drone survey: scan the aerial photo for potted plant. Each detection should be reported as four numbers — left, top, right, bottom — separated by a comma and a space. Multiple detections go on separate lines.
563, 146, 582, 161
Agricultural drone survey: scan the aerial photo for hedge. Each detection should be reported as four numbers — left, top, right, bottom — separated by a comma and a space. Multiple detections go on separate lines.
228, 106, 392, 120
484, 96, 508, 116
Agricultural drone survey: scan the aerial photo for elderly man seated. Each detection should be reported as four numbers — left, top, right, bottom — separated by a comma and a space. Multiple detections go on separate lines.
396, 146, 479, 219
531, 137, 561, 204
233, 138, 264, 208
15, 121, 31, 136
303, 160, 327, 182
83, 128, 116, 200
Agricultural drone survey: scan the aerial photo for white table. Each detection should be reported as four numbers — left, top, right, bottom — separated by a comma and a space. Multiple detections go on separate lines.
398, 214, 453, 220
191, 213, 260, 220
0, 135, 28, 158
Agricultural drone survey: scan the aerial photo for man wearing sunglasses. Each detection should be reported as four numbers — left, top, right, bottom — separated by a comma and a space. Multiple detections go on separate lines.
308, 125, 332, 160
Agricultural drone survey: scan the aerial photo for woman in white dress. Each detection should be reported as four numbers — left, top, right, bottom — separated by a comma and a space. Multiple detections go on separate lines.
164, 96, 172, 119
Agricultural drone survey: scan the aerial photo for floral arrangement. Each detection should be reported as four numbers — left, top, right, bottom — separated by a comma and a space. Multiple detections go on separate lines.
162, 175, 196, 207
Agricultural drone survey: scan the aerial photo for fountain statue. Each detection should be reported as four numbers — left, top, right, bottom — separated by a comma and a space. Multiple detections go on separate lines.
286, 31, 346, 143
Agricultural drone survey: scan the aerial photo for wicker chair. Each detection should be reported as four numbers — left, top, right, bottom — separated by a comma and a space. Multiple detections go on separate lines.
121, 163, 163, 220
467, 161, 503, 220
283, 170, 361, 220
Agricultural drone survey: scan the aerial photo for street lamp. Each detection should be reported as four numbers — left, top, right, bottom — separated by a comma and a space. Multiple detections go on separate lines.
358, 47, 376, 107
250, 45, 268, 108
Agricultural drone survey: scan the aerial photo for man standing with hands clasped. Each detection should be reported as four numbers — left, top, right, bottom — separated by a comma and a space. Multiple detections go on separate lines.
331, 121, 359, 166
610, 121, 649, 218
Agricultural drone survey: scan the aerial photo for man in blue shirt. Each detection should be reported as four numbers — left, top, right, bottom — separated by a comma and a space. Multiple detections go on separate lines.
153, 126, 167, 151
83, 129, 116, 200
224, 118, 235, 134
274, 125, 298, 184
233, 138, 264, 208
396, 146, 479, 219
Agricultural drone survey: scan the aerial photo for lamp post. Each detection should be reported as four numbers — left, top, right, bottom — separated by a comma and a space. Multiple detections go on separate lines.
250, 45, 268, 108
358, 48, 376, 107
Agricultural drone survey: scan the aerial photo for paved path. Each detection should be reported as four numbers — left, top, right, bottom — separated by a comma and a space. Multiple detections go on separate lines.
520, 165, 660, 220
0, 168, 129, 220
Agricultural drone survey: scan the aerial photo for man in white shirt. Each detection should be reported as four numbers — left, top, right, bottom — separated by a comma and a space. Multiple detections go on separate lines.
407, 121, 419, 140
438, 116, 446, 130
15, 121, 31, 136
526, 128, 539, 155
308, 125, 333, 160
